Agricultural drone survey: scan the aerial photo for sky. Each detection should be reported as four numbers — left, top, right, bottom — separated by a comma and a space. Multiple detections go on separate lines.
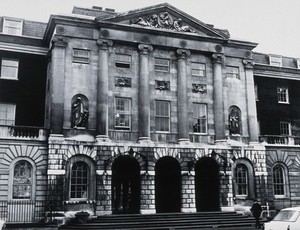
1, 0, 300, 58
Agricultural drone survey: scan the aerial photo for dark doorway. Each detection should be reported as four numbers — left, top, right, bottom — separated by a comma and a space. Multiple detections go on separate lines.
112, 155, 140, 214
195, 157, 220, 212
155, 156, 181, 213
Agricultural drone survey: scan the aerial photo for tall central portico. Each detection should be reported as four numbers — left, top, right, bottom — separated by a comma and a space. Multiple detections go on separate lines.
44, 3, 266, 216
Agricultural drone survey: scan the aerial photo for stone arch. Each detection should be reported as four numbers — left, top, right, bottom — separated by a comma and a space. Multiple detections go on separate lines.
153, 148, 184, 169
8, 157, 37, 200
71, 94, 89, 128
228, 105, 242, 135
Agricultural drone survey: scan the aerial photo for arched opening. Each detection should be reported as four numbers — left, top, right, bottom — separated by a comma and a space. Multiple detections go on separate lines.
195, 157, 220, 212
155, 156, 181, 213
112, 155, 141, 214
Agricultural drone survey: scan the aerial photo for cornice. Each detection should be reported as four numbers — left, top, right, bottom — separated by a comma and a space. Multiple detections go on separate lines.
0, 41, 48, 55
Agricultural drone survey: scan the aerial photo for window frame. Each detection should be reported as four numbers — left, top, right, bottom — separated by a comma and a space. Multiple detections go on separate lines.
3, 18, 23, 36
72, 49, 90, 64
273, 165, 286, 197
280, 121, 291, 136
226, 66, 240, 79
234, 164, 248, 196
115, 53, 131, 69
192, 103, 207, 134
1, 58, 19, 80
154, 58, 170, 72
114, 97, 131, 131
155, 100, 171, 132
191, 62, 205, 77
0, 103, 16, 126
277, 87, 289, 104
269, 55, 282, 67
70, 161, 90, 200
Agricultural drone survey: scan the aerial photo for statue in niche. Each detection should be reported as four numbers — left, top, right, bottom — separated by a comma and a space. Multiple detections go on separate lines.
229, 108, 241, 135
71, 96, 89, 128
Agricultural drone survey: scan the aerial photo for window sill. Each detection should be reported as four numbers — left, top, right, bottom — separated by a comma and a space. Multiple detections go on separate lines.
278, 102, 290, 104
0, 77, 18, 81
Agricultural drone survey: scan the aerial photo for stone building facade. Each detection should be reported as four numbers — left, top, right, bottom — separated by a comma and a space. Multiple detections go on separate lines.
0, 3, 299, 223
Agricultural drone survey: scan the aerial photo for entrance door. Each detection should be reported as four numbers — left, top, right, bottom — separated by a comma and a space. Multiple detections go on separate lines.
112, 156, 140, 214
155, 156, 181, 213
195, 157, 220, 212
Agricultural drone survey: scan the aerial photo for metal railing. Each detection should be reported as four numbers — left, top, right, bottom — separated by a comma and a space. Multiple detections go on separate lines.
0, 200, 47, 223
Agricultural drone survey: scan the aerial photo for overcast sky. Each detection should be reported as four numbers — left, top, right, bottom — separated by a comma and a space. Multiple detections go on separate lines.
1, 0, 300, 58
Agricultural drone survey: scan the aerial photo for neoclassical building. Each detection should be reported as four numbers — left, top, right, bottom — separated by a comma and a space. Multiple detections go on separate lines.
0, 3, 299, 223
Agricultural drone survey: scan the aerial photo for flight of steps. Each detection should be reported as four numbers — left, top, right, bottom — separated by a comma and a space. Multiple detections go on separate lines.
59, 211, 261, 229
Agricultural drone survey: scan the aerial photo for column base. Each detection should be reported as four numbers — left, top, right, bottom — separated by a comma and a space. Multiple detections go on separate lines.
181, 207, 196, 213
95, 210, 112, 216
140, 209, 156, 214
138, 137, 153, 144
96, 135, 111, 142
178, 138, 191, 145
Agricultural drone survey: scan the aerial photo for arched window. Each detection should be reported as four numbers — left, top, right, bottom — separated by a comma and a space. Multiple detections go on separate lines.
235, 164, 248, 196
228, 106, 242, 135
70, 161, 89, 199
13, 160, 33, 199
273, 164, 288, 197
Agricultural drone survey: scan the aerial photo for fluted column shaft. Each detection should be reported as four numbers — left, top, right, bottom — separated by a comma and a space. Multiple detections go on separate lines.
50, 35, 68, 134
138, 44, 153, 141
96, 39, 113, 138
177, 49, 191, 142
212, 53, 225, 140
243, 59, 259, 142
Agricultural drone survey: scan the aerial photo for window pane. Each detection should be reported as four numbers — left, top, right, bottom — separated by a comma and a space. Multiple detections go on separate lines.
155, 101, 170, 132
155, 58, 169, 72
13, 160, 32, 199
73, 49, 90, 64
1, 59, 19, 79
0, 103, 16, 125
277, 87, 289, 103
191, 62, 205, 77
3, 19, 22, 35
70, 162, 89, 199
235, 164, 248, 195
273, 166, 285, 195
193, 103, 207, 133
115, 98, 131, 130
226, 66, 239, 79
280, 122, 290, 135
115, 54, 131, 68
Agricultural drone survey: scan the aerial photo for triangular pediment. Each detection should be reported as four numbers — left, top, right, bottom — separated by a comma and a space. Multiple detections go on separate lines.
98, 3, 230, 39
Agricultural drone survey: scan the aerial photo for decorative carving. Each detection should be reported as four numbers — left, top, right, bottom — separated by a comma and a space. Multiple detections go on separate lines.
115, 77, 132, 87
101, 29, 110, 37
179, 40, 187, 48
52, 35, 68, 47
96, 39, 113, 50
192, 84, 207, 93
212, 53, 223, 64
245, 50, 252, 58
131, 12, 196, 33
176, 49, 191, 59
138, 44, 153, 55
215, 44, 223, 53
243, 59, 254, 69
155, 80, 170, 90
56, 26, 65, 35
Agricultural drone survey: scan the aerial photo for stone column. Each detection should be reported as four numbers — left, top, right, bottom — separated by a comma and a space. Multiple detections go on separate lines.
177, 49, 191, 143
212, 53, 225, 140
50, 35, 68, 134
243, 59, 259, 143
96, 39, 113, 141
138, 44, 153, 142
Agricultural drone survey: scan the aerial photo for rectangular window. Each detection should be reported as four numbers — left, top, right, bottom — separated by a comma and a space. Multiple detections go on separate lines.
3, 18, 23, 35
193, 103, 207, 134
73, 49, 90, 64
191, 62, 205, 77
277, 87, 289, 103
115, 98, 131, 130
280, 121, 291, 135
154, 58, 170, 72
115, 54, 131, 68
226, 66, 239, 79
155, 100, 170, 132
269, 55, 282, 67
0, 103, 16, 125
235, 165, 248, 196
1, 59, 19, 80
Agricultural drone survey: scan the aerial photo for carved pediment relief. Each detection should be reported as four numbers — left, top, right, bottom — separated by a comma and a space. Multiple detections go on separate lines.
130, 12, 196, 33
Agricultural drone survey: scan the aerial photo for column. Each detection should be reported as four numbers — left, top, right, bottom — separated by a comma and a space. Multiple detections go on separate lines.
243, 59, 259, 143
138, 44, 153, 142
212, 53, 225, 140
177, 49, 191, 143
96, 39, 113, 141
50, 35, 68, 134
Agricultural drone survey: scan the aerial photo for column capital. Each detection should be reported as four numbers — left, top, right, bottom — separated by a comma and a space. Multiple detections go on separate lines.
176, 49, 191, 59
97, 39, 113, 50
243, 59, 254, 69
52, 35, 68, 48
212, 53, 223, 64
138, 44, 153, 55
